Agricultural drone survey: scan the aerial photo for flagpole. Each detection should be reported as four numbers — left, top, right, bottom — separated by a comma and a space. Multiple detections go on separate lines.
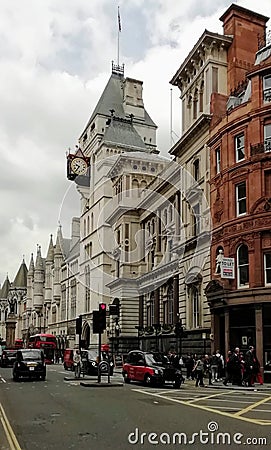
117, 6, 121, 66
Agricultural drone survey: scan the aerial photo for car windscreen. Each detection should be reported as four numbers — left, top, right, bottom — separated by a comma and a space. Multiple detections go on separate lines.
5, 351, 16, 357
145, 353, 168, 366
21, 351, 42, 361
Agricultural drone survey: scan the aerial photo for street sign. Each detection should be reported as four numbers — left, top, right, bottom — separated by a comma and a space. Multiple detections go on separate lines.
221, 257, 235, 279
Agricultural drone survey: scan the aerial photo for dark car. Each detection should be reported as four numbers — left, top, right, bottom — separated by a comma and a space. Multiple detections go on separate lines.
13, 349, 46, 381
81, 350, 114, 376
122, 350, 183, 388
1, 349, 17, 367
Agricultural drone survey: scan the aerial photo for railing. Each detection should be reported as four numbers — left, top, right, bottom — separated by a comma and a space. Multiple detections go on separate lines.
250, 140, 271, 156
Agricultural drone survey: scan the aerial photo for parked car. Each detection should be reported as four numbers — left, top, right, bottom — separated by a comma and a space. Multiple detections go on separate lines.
1, 349, 17, 368
13, 349, 46, 381
122, 350, 184, 388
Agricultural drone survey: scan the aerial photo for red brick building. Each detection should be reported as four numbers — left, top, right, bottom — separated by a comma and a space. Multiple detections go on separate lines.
206, 4, 271, 371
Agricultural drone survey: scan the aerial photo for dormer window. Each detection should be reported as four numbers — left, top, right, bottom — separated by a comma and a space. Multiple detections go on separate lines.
263, 75, 271, 102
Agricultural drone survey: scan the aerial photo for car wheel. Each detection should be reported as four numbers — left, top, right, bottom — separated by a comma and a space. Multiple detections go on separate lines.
41, 375, 46, 381
174, 381, 181, 389
144, 374, 153, 386
123, 372, 131, 384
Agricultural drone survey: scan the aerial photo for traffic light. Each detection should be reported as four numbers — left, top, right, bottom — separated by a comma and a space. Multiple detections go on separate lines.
99, 303, 107, 330
175, 322, 184, 338
76, 315, 82, 335
93, 303, 107, 334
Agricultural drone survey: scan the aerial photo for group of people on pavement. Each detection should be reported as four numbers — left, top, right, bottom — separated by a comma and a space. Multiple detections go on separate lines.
168, 346, 263, 388
223, 346, 263, 387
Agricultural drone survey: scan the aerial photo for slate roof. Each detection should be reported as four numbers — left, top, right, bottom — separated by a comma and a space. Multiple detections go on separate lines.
0, 277, 10, 299
81, 73, 156, 137
13, 260, 28, 288
103, 117, 147, 152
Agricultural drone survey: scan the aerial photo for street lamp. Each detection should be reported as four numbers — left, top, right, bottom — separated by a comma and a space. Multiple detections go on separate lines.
153, 323, 161, 352
202, 332, 207, 355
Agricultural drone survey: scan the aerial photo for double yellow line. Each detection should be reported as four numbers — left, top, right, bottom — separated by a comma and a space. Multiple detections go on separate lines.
0, 403, 22, 450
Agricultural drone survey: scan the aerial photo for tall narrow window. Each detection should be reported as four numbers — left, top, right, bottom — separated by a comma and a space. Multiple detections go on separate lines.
70, 279, 76, 318
147, 295, 154, 326
192, 287, 200, 328
167, 284, 174, 325
235, 133, 245, 161
193, 203, 200, 236
193, 159, 200, 181
85, 265, 90, 312
237, 244, 249, 287
215, 147, 221, 173
236, 182, 246, 216
264, 253, 271, 285
263, 75, 271, 102
212, 67, 218, 93
265, 170, 271, 196
264, 123, 271, 152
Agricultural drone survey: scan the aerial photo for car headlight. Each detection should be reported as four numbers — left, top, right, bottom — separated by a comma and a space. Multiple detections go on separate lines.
110, 362, 113, 366
92, 361, 96, 366
154, 369, 163, 375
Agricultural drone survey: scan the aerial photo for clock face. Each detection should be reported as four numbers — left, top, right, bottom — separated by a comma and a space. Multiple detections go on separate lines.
70, 157, 88, 175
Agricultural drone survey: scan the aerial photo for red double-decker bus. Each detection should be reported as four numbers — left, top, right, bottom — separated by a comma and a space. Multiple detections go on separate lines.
28, 334, 56, 364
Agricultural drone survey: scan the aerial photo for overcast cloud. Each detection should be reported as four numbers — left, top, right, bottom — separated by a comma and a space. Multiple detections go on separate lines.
0, 0, 270, 284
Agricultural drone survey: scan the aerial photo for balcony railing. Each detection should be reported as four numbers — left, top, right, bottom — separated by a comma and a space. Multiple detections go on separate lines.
250, 140, 271, 156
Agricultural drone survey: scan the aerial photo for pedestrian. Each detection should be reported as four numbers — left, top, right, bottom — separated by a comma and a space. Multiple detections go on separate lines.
210, 352, 219, 382
73, 349, 81, 379
226, 347, 242, 386
215, 350, 224, 380
204, 354, 212, 385
185, 353, 195, 380
193, 356, 205, 387
244, 346, 255, 387
223, 350, 233, 385
252, 352, 263, 385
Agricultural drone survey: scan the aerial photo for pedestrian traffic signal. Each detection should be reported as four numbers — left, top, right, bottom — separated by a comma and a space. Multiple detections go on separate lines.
109, 303, 119, 316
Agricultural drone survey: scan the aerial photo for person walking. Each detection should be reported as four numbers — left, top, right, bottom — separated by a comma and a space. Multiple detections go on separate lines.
73, 349, 82, 379
230, 347, 242, 386
244, 346, 255, 387
193, 356, 205, 387
223, 350, 233, 386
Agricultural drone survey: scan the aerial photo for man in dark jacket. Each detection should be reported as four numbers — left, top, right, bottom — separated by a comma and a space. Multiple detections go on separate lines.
244, 346, 255, 387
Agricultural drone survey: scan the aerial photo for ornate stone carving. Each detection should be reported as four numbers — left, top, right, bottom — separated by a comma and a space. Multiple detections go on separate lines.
250, 197, 271, 214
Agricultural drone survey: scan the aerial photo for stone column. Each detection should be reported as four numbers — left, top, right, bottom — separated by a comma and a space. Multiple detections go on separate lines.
154, 288, 160, 325
5, 314, 17, 348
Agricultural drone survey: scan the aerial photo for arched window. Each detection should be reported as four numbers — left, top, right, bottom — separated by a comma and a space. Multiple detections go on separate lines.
237, 244, 249, 287
147, 294, 154, 326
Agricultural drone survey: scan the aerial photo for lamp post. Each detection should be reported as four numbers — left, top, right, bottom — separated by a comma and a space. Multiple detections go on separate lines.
114, 318, 121, 355
153, 323, 161, 352
202, 332, 207, 355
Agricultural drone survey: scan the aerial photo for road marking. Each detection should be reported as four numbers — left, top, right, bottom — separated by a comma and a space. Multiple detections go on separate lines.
187, 390, 235, 404
132, 389, 271, 425
234, 395, 271, 417
0, 377, 6, 383
0, 403, 22, 450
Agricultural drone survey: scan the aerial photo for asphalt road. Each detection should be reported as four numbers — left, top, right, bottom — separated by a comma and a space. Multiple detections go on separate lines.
0, 365, 270, 450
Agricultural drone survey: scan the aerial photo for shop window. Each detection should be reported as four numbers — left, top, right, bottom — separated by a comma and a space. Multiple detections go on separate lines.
236, 182, 246, 216
237, 244, 249, 288
235, 133, 245, 161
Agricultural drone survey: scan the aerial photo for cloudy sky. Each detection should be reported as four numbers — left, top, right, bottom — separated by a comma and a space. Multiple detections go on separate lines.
0, 0, 270, 284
